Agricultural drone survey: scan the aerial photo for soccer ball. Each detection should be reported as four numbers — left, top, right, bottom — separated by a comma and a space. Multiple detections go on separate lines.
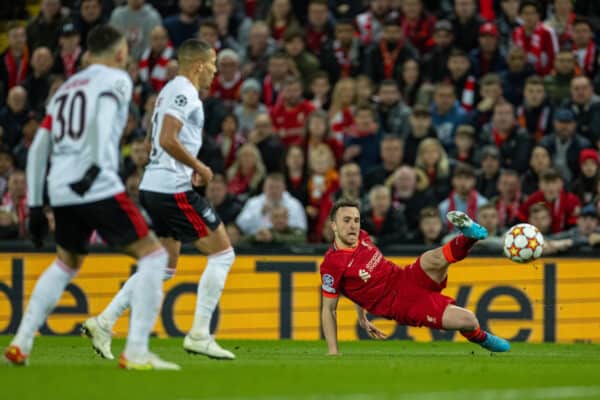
503, 223, 545, 263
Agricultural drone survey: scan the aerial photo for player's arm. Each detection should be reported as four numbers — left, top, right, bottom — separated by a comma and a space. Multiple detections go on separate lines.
321, 294, 340, 355
355, 304, 387, 340
26, 117, 52, 246
159, 114, 213, 184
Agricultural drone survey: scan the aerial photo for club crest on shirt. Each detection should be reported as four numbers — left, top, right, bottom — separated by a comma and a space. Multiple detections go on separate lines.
322, 274, 335, 293
174, 94, 188, 107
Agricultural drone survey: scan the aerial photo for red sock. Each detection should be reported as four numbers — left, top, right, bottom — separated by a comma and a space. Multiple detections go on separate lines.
461, 327, 487, 343
442, 235, 477, 263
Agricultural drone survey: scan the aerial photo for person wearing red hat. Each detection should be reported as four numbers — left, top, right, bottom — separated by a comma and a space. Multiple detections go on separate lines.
572, 148, 600, 204
469, 22, 507, 78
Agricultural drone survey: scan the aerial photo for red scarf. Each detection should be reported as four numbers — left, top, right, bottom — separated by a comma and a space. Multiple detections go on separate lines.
492, 127, 510, 147
333, 41, 352, 78
139, 43, 174, 92
479, 0, 495, 21
3, 47, 29, 89
245, 0, 257, 17
517, 105, 550, 142
227, 170, 254, 195
579, 40, 596, 76
359, 12, 374, 44
2, 192, 28, 238
460, 75, 476, 112
263, 74, 281, 108
447, 190, 478, 230
306, 27, 327, 55
379, 40, 403, 79
557, 12, 576, 47
496, 193, 521, 228
513, 23, 546, 74
61, 46, 82, 78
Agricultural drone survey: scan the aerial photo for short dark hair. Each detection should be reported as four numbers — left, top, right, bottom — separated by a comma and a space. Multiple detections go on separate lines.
525, 75, 544, 87
330, 197, 360, 220
87, 25, 124, 55
540, 168, 563, 182
178, 38, 213, 62
355, 104, 375, 117
309, 0, 328, 6
453, 163, 475, 179
419, 207, 440, 221
266, 172, 286, 183
573, 17, 593, 30
199, 19, 219, 32
500, 169, 520, 179
480, 73, 501, 87
530, 202, 550, 215
448, 48, 468, 59
478, 203, 496, 213
519, 0, 540, 14
283, 28, 305, 43
311, 70, 330, 83
379, 79, 399, 90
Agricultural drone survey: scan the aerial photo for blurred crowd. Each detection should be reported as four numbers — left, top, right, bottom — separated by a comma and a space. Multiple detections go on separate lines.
1, 0, 600, 253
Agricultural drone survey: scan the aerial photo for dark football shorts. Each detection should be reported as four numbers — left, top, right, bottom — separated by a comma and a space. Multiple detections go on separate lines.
389, 257, 456, 330
53, 192, 149, 254
139, 190, 222, 243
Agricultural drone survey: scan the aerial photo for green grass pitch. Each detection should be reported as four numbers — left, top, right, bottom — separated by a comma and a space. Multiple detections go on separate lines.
1, 336, 600, 400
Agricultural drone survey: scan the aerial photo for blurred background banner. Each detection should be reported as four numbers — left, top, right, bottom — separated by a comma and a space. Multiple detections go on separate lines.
1, 252, 599, 343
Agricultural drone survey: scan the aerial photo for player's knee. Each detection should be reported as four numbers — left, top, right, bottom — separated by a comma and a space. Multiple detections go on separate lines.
421, 249, 447, 272
208, 246, 235, 272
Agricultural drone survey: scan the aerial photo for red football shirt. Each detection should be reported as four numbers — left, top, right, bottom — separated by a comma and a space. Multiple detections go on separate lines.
320, 230, 400, 318
270, 100, 315, 147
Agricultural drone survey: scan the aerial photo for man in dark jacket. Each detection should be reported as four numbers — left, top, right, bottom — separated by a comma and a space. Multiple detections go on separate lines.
539, 107, 592, 183
561, 76, 600, 146
422, 19, 454, 83
449, 0, 484, 52
204, 174, 243, 226
362, 185, 408, 247
26, 0, 68, 51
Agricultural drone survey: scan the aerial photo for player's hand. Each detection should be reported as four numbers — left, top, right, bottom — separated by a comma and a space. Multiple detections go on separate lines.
69, 164, 100, 196
194, 164, 213, 186
360, 319, 388, 340
28, 206, 48, 248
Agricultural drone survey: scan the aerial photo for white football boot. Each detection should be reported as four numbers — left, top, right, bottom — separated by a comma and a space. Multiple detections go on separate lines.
183, 335, 235, 360
81, 317, 114, 360
119, 352, 181, 371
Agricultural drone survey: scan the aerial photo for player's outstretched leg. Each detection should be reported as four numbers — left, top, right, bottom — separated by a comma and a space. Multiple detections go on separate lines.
446, 211, 488, 240
442, 305, 510, 352
4, 250, 82, 366
184, 224, 236, 360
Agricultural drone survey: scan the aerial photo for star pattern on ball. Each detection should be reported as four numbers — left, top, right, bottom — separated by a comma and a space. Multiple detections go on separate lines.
527, 239, 539, 250
510, 246, 520, 256
512, 227, 523, 236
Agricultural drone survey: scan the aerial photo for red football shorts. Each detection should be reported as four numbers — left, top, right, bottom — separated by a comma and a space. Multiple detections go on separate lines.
389, 257, 455, 329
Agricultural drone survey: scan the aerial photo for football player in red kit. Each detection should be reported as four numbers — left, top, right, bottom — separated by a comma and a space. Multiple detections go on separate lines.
320, 198, 510, 354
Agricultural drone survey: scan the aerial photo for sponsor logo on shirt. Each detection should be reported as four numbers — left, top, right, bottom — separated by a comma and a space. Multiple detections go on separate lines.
358, 269, 371, 282
322, 273, 336, 293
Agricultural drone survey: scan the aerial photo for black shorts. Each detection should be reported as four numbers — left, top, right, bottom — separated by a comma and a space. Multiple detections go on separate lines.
139, 190, 222, 243
53, 192, 150, 254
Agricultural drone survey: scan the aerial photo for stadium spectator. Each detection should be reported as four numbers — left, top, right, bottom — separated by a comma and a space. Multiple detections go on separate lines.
355, 0, 390, 46
305, 0, 334, 56
234, 79, 267, 136
471, 73, 504, 130
13, 112, 40, 170
305, 110, 343, 166
204, 174, 243, 226
283, 145, 308, 205
0, 86, 29, 151
266, 0, 300, 43
246, 113, 284, 173
399, 0, 436, 55
355, 74, 375, 107
198, 19, 237, 54
489, 169, 524, 229
544, 50, 579, 107
0, 148, 15, 196
367, 20, 418, 84
162, 0, 201, 48
496, 0, 521, 54
124, 173, 150, 224
571, 148, 600, 204
374, 80, 410, 136
0, 24, 29, 100
402, 105, 437, 165
0, 170, 27, 239
430, 82, 468, 150
126, 57, 153, 109
308, 71, 332, 111
199, 86, 229, 137
476, 145, 502, 200
73, 0, 106, 51
109, 0, 161, 60
138, 26, 174, 92
439, 163, 488, 229
415, 137, 452, 201
412, 206, 444, 245
522, 145, 553, 195
500, 45, 535, 106
23, 47, 54, 113
527, 202, 553, 235
239, 205, 306, 245
519, 167, 581, 233
282, 29, 320, 90
226, 143, 266, 201
121, 137, 149, 180
328, 77, 356, 145
235, 172, 307, 235
52, 23, 83, 79
443, 203, 504, 250
343, 105, 382, 173
210, 0, 252, 53
571, 17, 597, 78
480, 101, 533, 173
362, 185, 407, 246
216, 114, 244, 169
449, 124, 477, 166
561, 76, 600, 145
364, 134, 403, 192
210, 49, 243, 108
397, 58, 426, 107
270, 77, 316, 147
119, 104, 144, 160
240, 21, 276, 80
539, 107, 592, 182
306, 144, 339, 242
26, 0, 68, 51
446, 49, 476, 113
512, 0, 559, 77
544, 204, 600, 254
517, 75, 553, 142
262, 52, 297, 108
469, 23, 507, 78
544, 0, 575, 48
321, 18, 364, 83
450, 0, 484, 52
422, 19, 454, 83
